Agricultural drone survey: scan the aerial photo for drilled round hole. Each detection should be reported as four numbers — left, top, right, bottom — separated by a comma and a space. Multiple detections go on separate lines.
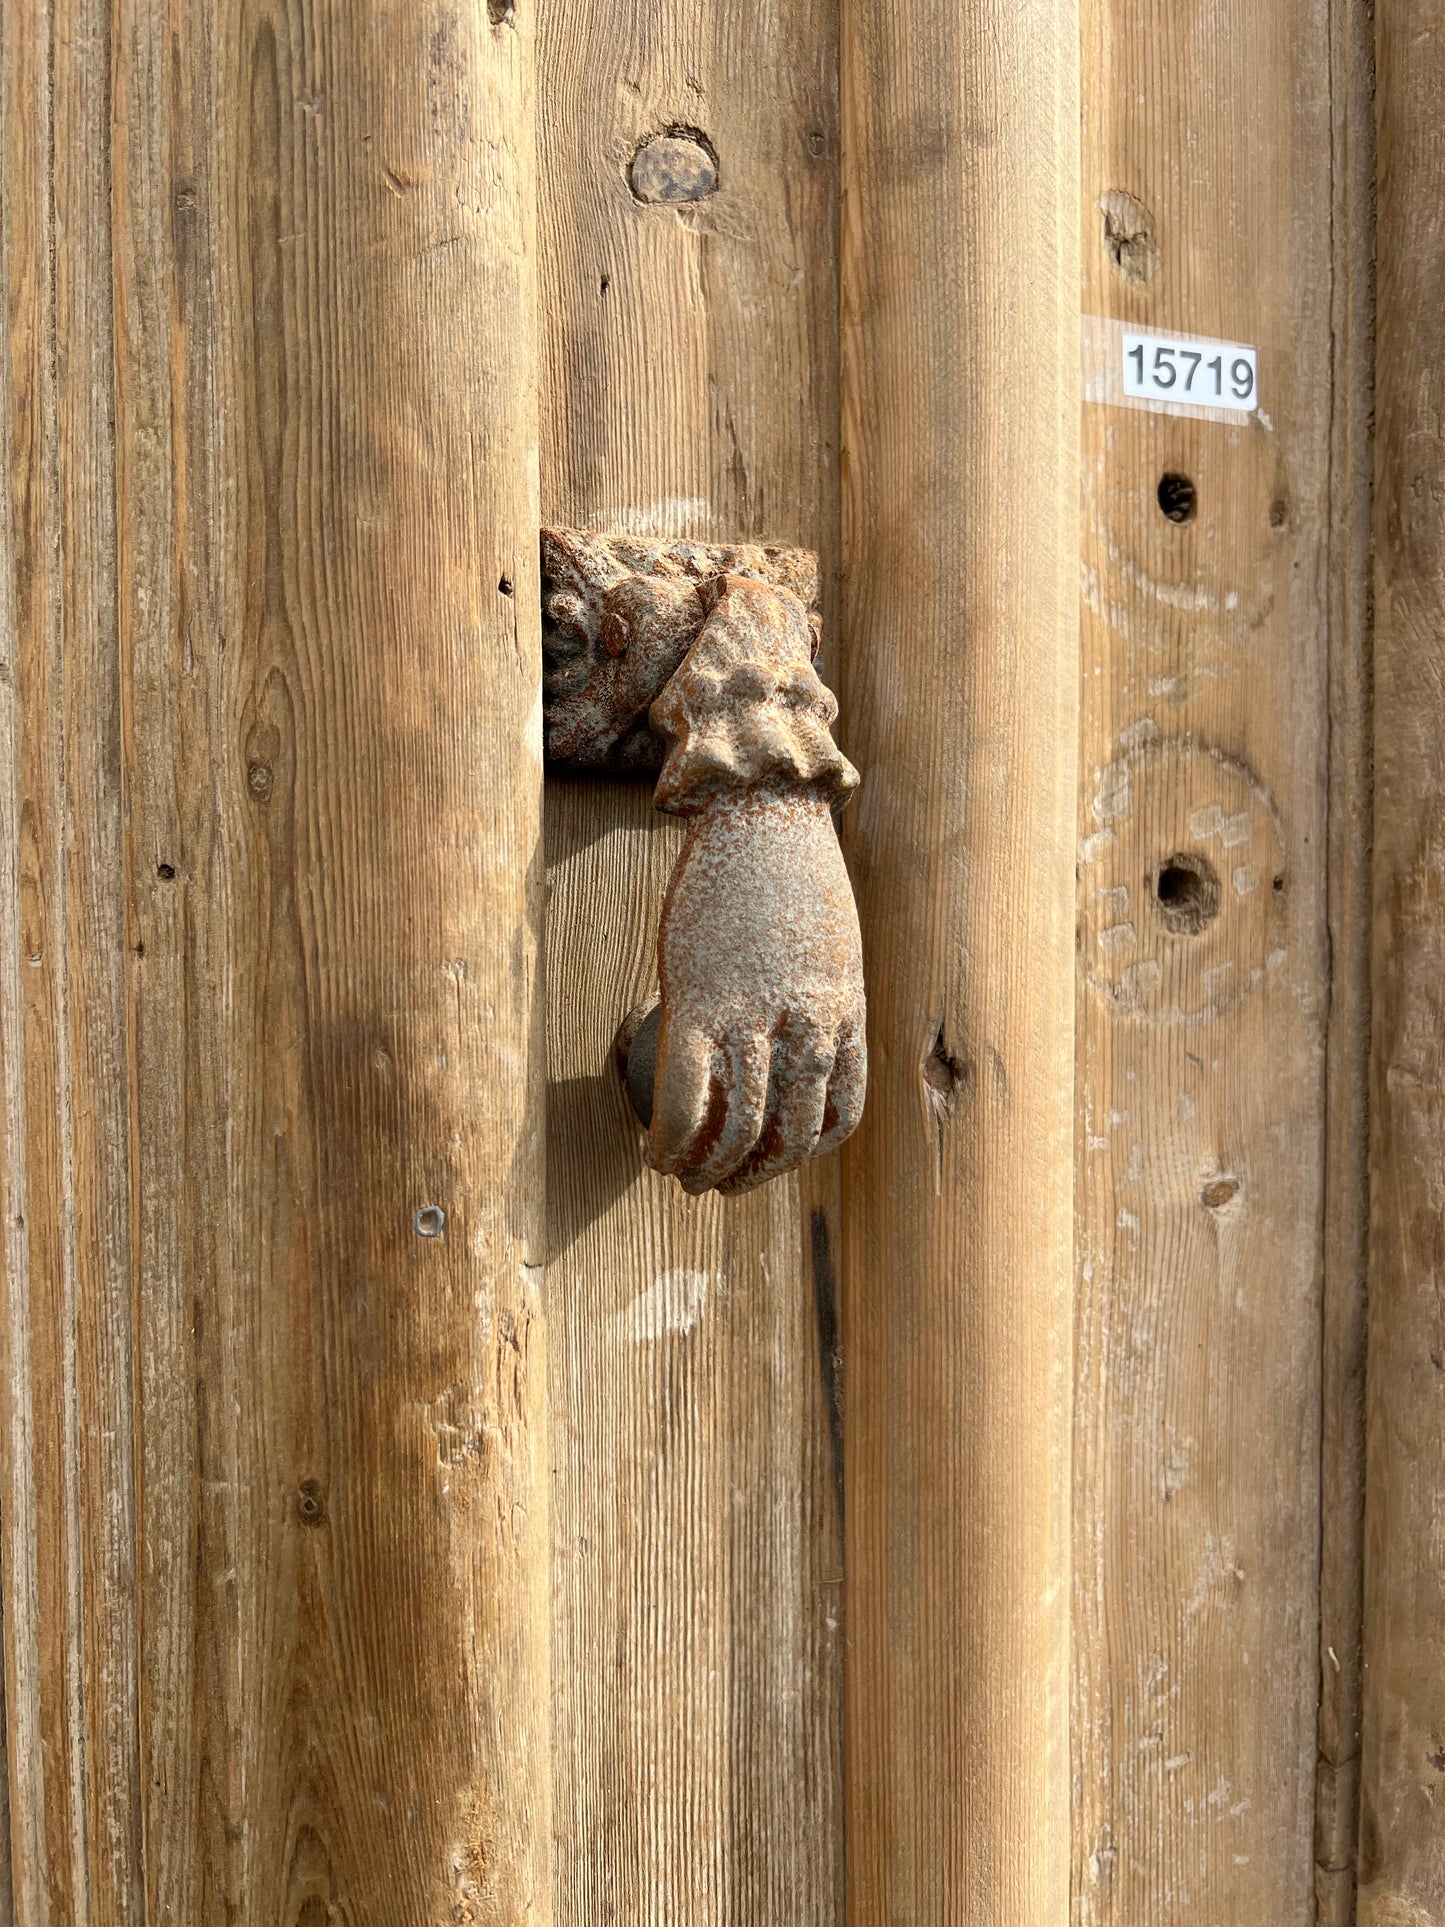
1157, 472, 1197, 524
1152, 852, 1221, 934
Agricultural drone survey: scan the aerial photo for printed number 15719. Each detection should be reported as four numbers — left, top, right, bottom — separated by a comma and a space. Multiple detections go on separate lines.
1121, 330, 1258, 413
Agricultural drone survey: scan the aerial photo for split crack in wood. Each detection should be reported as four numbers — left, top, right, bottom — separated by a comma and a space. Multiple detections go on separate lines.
542, 528, 866, 1195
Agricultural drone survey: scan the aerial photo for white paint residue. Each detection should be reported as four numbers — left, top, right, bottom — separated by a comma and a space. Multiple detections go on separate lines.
590, 497, 714, 540
1186, 1531, 1246, 1615
1202, 960, 1237, 999
1119, 716, 1159, 752
1097, 883, 1131, 918
1110, 550, 1244, 617
1120, 958, 1162, 1000
1162, 1443, 1193, 1500
1089, 1843, 1118, 1885
616, 1268, 715, 1341
524, 684, 544, 765
1093, 761, 1134, 823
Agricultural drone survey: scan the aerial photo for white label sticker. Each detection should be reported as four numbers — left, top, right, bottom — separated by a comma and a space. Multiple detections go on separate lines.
1121, 329, 1258, 413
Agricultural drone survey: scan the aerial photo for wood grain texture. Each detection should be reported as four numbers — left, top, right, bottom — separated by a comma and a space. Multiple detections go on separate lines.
1073, 5, 1336, 1923
1317, 5, 1376, 1923
536, 6, 844, 1921
3, 3, 550, 1921
838, 6, 1079, 1921
1, 2, 143, 1918
1359, 3, 1445, 1919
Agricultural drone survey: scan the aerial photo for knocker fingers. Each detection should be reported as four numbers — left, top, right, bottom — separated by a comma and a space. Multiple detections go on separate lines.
668, 1030, 771, 1194
643, 1016, 714, 1175
647, 1013, 865, 1194
718, 1017, 837, 1195
811, 1019, 867, 1163
646, 1023, 772, 1194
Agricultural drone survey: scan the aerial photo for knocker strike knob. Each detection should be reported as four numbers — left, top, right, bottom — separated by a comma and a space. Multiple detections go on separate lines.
541, 530, 867, 1195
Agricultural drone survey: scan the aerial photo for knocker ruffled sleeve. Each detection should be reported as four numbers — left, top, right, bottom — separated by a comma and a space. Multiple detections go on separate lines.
648, 574, 859, 815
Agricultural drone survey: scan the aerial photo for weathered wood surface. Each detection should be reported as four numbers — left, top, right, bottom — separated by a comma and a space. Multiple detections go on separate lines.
1359, 3, 1445, 1919
535, 6, 845, 1921
839, 5, 1079, 1920
2, 4, 549, 1921
4, 5, 1437, 1923
1073, 4, 1337, 1922
1316, 6, 1376, 1923
0, 3, 140, 1917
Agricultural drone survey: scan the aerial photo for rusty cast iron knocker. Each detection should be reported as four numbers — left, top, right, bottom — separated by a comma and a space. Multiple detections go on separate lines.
541, 530, 866, 1195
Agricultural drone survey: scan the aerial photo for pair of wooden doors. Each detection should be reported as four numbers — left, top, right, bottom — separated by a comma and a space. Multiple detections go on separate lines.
1, 0, 1439, 1922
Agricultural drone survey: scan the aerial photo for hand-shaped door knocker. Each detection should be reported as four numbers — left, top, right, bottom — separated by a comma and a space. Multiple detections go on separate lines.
541, 530, 866, 1195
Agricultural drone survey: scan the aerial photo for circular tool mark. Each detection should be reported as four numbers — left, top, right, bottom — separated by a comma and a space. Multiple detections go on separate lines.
1079, 738, 1287, 1025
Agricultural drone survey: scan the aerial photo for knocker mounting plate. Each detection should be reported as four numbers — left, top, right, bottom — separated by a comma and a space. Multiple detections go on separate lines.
541, 529, 821, 772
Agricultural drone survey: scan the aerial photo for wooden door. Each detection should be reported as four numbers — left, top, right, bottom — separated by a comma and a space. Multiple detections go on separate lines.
0, 3, 1439, 1925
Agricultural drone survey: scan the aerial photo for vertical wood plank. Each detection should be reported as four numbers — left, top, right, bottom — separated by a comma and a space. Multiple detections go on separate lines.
1072, 4, 1336, 1922
536, 7, 845, 1920
839, 5, 1080, 1921
3, 3, 551, 1921
0, 1, 143, 1919
1317, 5, 1376, 1923
1359, 2, 1445, 1918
